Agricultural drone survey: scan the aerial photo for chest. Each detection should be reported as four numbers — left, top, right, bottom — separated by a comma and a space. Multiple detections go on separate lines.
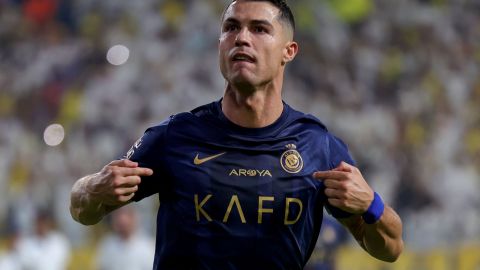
160, 135, 329, 225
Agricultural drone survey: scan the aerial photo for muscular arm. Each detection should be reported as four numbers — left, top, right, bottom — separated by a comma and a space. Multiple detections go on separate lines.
339, 206, 403, 262
70, 173, 124, 225
314, 162, 404, 262
70, 174, 118, 225
70, 159, 153, 225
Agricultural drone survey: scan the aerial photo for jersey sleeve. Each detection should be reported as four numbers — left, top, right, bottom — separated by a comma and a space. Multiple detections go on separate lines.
324, 133, 356, 219
327, 133, 356, 168
123, 118, 171, 202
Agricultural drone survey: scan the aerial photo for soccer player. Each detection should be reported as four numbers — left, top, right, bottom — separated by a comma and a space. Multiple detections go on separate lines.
70, 0, 404, 269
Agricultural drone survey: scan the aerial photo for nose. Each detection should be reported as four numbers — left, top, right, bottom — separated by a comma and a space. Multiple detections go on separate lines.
235, 27, 250, 47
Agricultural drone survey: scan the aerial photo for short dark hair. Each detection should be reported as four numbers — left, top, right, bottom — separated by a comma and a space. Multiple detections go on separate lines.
222, 0, 295, 34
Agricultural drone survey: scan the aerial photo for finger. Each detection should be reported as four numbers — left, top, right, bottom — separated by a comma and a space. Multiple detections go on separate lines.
324, 188, 342, 199
313, 171, 348, 180
114, 185, 139, 196
117, 193, 136, 203
116, 175, 142, 187
322, 179, 344, 189
327, 198, 344, 208
115, 167, 154, 177
332, 161, 354, 172
108, 159, 138, 168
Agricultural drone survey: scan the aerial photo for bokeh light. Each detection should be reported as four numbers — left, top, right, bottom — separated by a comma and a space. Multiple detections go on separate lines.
106, 44, 130, 66
43, 124, 65, 146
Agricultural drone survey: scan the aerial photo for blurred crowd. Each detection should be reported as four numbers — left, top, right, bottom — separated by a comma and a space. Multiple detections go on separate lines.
1, 0, 480, 268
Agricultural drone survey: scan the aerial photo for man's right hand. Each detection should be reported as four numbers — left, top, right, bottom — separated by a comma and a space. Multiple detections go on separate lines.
87, 159, 154, 206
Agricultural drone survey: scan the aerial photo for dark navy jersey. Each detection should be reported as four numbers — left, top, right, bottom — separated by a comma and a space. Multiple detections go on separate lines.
125, 100, 355, 270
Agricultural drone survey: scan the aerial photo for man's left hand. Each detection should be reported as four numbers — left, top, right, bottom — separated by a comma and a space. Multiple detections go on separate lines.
313, 161, 374, 214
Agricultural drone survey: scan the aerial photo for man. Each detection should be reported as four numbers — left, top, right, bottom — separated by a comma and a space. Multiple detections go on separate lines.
70, 0, 404, 269
97, 206, 154, 270
11, 209, 71, 270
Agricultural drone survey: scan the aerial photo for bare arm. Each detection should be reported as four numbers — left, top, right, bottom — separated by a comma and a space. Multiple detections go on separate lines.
339, 205, 403, 262
70, 159, 153, 225
313, 162, 404, 262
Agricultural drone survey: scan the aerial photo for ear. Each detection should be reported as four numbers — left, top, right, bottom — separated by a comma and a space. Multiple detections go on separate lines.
282, 41, 298, 65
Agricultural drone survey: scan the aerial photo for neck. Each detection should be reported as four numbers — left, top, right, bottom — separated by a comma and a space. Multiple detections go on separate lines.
222, 79, 284, 128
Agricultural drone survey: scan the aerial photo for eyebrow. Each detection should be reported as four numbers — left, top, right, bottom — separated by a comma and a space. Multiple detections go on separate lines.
223, 18, 274, 28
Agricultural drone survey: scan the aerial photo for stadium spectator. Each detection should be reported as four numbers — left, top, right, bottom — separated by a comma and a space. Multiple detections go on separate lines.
96, 205, 154, 270
0, 218, 22, 270
0, 208, 72, 270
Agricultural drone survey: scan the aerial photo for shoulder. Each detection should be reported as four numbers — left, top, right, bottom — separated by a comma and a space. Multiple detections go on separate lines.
147, 102, 220, 141
132, 233, 155, 248
98, 235, 121, 250
126, 102, 216, 159
47, 232, 70, 245
285, 103, 329, 134
288, 104, 348, 141
286, 103, 354, 165
148, 101, 216, 131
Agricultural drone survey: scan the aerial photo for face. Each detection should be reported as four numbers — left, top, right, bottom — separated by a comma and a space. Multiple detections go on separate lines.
112, 208, 137, 239
219, 1, 297, 88
35, 217, 52, 237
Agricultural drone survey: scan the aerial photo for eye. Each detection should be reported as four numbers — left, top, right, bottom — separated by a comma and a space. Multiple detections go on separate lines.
254, 26, 267, 33
224, 24, 239, 32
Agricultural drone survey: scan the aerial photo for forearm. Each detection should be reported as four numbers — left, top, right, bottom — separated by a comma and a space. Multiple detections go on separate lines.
363, 205, 403, 261
70, 159, 149, 225
70, 174, 110, 225
343, 206, 404, 262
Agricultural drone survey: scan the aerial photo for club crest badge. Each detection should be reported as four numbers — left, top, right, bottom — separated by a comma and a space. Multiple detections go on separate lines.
280, 144, 303, 174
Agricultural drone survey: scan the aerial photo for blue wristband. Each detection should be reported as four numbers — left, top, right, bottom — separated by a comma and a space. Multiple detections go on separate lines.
362, 192, 385, 224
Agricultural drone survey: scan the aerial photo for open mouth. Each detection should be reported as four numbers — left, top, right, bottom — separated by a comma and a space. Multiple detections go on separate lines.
232, 53, 255, 63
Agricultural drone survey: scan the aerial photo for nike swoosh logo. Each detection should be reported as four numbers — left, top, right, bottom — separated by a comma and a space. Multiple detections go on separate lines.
193, 152, 226, 165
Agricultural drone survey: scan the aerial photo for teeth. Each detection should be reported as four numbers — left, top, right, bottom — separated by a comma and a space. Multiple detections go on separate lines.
234, 55, 252, 61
